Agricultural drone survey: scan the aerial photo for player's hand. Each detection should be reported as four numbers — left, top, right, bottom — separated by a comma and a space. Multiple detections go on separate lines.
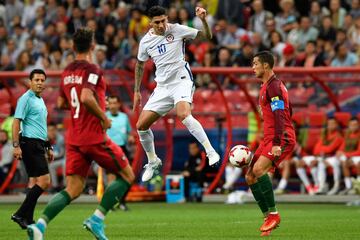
101, 117, 112, 130
271, 146, 281, 157
182, 171, 190, 177
128, 135, 135, 144
133, 91, 142, 112
195, 7, 207, 21
13, 147, 22, 160
47, 149, 54, 162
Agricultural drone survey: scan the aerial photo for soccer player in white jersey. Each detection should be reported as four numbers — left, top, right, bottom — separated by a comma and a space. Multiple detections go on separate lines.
133, 6, 220, 182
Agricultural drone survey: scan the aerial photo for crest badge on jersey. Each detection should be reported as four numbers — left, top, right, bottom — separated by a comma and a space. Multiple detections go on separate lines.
166, 34, 174, 42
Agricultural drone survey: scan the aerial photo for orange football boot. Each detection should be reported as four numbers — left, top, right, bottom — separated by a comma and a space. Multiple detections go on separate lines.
260, 213, 281, 232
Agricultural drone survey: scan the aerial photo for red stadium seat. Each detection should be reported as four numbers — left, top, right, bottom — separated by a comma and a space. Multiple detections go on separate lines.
303, 128, 322, 154
307, 112, 326, 127
0, 103, 11, 116
334, 112, 352, 128
0, 89, 10, 103
292, 111, 305, 126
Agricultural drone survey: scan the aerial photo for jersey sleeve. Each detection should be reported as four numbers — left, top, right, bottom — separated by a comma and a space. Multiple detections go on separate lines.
313, 133, 344, 155
83, 65, 102, 92
14, 95, 29, 120
345, 141, 360, 157
137, 39, 150, 62
267, 80, 285, 145
174, 23, 199, 40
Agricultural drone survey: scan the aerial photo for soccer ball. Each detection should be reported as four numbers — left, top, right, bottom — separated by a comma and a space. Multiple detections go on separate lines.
229, 145, 252, 168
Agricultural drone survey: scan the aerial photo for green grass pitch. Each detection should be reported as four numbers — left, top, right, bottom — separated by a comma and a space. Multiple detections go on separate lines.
1, 203, 360, 239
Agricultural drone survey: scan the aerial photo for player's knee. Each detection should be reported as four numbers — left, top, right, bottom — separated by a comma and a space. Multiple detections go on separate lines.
252, 166, 266, 178
128, 173, 135, 183
177, 112, 190, 121
37, 175, 51, 189
136, 121, 144, 130
296, 160, 304, 168
122, 170, 135, 184
245, 173, 256, 185
310, 161, 318, 168
65, 185, 83, 199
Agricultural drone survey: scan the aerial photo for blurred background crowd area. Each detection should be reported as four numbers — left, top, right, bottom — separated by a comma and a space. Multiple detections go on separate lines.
1, 0, 360, 88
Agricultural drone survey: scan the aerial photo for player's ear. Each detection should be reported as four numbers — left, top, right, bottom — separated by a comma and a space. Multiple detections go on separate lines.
264, 62, 269, 70
90, 42, 95, 51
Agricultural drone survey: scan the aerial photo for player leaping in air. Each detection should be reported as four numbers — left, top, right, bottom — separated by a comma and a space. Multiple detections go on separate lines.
247, 51, 296, 236
133, 6, 220, 182
27, 28, 135, 240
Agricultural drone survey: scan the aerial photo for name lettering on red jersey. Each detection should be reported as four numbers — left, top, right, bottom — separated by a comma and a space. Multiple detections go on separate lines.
64, 75, 83, 85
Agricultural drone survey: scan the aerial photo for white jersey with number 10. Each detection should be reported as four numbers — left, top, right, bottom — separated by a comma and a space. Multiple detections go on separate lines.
137, 23, 198, 85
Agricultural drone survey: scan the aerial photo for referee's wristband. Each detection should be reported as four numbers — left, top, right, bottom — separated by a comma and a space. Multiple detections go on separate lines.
12, 141, 20, 148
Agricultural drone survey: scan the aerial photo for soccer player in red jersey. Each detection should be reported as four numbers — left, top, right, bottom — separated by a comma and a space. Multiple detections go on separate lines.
247, 51, 296, 236
27, 28, 135, 240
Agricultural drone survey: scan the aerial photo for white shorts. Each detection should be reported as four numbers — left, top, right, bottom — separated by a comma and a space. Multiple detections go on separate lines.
351, 156, 360, 164
143, 68, 195, 116
302, 156, 321, 165
337, 155, 360, 164
324, 156, 340, 166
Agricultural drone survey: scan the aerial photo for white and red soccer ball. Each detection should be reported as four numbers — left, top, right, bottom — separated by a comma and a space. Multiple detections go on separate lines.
228, 145, 252, 168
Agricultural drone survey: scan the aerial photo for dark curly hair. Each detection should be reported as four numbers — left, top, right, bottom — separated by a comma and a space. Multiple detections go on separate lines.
73, 28, 94, 53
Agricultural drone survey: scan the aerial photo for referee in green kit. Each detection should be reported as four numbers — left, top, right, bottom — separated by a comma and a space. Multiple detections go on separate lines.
11, 69, 54, 229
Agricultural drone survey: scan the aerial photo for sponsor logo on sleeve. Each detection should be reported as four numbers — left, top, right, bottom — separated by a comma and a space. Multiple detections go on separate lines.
88, 73, 99, 85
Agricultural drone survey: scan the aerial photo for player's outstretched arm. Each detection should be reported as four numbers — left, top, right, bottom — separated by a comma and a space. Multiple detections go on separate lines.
195, 7, 212, 41
133, 60, 145, 112
80, 88, 111, 130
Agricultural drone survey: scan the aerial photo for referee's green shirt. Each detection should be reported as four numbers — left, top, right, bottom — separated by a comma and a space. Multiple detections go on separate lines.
14, 90, 48, 141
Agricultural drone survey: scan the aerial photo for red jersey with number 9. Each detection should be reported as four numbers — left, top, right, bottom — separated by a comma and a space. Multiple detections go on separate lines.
60, 60, 106, 146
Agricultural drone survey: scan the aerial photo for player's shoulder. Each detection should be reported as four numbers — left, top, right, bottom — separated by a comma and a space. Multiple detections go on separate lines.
169, 23, 192, 33
266, 76, 282, 89
86, 62, 102, 73
18, 90, 31, 102
139, 29, 156, 44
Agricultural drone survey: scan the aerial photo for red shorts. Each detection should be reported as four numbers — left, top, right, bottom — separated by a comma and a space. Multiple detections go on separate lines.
65, 137, 129, 177
250, 136, 295, 172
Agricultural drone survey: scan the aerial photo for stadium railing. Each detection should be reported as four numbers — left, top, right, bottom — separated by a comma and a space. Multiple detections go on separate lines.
0, 67, 359, 194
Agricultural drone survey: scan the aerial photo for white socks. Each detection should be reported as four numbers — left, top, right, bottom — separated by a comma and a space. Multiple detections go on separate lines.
138, 129, 157, 163
182, 115, 215, 154
277, 178, 288, 190
296, 168, 311, 187
223, 166, 242, 190
344, 177, 352, 189
318, 161, 327, 190
310, 167, 319, 186
94, 209, 105, 220
331, 160, 341, 183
